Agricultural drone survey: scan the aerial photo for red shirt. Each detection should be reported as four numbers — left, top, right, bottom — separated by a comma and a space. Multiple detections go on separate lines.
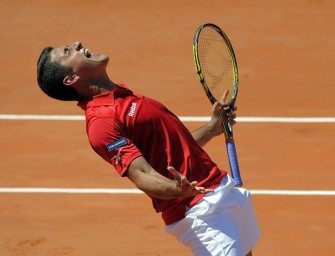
78, 84, 227, 224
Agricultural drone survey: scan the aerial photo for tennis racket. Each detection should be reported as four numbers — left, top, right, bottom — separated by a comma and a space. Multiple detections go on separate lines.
193, 23, 243, 187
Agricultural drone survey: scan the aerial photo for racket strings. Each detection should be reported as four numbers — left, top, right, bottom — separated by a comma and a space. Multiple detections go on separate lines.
197, 27, 234, 103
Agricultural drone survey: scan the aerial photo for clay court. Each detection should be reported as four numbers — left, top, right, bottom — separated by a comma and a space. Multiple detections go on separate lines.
1, 0, 334, 255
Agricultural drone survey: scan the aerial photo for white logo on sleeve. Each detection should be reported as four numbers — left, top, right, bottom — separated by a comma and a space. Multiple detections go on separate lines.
128, 102, 137, 117
111, 147, 123, 165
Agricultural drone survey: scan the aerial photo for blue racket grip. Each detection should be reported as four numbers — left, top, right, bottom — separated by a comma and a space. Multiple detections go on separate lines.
226, 139, 243, 187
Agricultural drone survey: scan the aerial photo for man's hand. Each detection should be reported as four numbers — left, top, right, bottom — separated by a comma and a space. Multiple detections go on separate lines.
191, 89, 238, 147
209, 89, 237, 137
167, 166, 214, 197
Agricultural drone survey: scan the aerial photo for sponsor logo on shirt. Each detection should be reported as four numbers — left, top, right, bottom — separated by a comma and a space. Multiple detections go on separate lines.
107, 137, 128, 152
111, 147, 123, 165
128, 102, 137, 117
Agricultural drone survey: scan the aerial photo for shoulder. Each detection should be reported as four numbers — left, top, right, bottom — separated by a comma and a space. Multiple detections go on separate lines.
88, 116, 124, 144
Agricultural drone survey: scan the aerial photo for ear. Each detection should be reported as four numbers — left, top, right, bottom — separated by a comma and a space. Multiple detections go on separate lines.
63, 74, 80, 87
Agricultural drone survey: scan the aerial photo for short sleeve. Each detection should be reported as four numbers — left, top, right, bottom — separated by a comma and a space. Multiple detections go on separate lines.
87, 117, 142, 176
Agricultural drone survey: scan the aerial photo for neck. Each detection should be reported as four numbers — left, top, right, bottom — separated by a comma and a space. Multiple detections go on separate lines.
77, 72, 117, 100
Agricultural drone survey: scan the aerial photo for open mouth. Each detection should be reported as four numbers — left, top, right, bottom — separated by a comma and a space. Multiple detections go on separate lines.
84, 48, 91, 58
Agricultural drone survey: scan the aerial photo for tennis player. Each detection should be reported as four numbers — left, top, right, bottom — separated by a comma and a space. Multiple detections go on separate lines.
37, 41, 260, 256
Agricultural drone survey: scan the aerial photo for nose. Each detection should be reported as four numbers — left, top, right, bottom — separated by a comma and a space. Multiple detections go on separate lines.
72, 41, 82, 51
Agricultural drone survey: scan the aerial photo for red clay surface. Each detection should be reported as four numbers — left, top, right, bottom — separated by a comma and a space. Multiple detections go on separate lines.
1, 0, 334, 255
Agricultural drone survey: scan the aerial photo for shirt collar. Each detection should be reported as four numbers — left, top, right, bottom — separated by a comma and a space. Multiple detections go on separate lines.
77, 83, 133, 110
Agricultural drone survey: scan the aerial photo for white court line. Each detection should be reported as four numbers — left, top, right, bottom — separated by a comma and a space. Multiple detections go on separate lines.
0, 114, 84, 121
0, 114, 335, 123
0, 188, 334, 196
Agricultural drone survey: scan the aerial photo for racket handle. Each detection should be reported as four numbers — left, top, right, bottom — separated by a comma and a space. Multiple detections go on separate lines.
226, 139, 243, 187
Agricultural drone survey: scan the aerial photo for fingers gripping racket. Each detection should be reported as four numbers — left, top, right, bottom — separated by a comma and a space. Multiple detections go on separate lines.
193, 23, 243, 187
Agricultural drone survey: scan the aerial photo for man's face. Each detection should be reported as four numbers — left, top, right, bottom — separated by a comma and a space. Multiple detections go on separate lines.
50, 42, 109, 79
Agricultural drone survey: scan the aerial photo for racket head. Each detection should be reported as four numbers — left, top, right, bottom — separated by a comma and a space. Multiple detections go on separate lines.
193, 23, 239, 139
193, 23, 238, 108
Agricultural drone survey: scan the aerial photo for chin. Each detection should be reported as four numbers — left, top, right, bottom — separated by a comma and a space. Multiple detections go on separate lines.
97, 54, 109, 64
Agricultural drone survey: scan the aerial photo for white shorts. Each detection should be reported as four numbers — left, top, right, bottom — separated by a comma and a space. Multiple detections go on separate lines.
165, 175, 260, 256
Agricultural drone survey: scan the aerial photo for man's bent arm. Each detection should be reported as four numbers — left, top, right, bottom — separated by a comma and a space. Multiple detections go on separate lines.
126, 156, 213, 199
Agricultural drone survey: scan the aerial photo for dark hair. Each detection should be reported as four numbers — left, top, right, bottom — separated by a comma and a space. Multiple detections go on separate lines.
37, 47, 80, 101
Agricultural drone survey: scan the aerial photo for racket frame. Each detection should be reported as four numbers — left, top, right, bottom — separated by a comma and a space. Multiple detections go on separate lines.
193, 23, 239, 139
193, 23, 242, 186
